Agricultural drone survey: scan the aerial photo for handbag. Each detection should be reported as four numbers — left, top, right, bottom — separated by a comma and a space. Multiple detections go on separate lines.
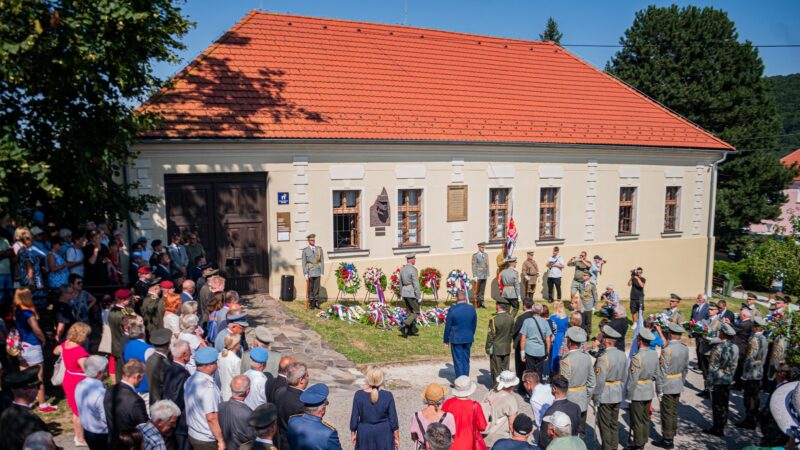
472, 401, 488, 450
51, 344, 65, 386
98, 323, 112, 354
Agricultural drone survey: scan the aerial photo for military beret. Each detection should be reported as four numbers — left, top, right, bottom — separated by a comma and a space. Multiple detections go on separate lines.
506, 257, 518, 263
746, 292, 758, 300
138, 266, 151, 274
669, 293, 682, 301
227, 313, 249, 328
255, 326, 274, 344
405, 253, 416, 260
250, 347, 269, 364
602, 325, 621, 339
754, 317, 768, 327
160, 280, 174, 289
248, 403, 278, 428
150, 328, 172, 346
3, 366, 41, 390
720, 323, 736, 336
708, 302, 720, 310
565, 326, 587, 343
195, 347, 219, 365
638, 327, 655, 341
306, 234, 316, 239
115, 288, 132, 300
667, 323, 685, 334
300, 383, 330, 406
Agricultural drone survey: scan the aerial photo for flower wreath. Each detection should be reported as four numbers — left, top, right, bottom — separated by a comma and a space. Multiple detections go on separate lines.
389, 267, 402, 296
363, 267, 388, 295
336, 262, 361, 294
446, 269, 472, 296
419, 267, 442, 296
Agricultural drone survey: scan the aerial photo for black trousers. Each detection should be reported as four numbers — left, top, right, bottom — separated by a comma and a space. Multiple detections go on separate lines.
743, 379, 761, 423
696, 339, 709, 386
188, 436, 218, 450
711, 385, 731, 432
475, 278, 487, 304
175, 433, 191, 450
630, 298, 644, 317
581, 311, 592, 336
547, 277, 562, 301
84, 430, 108, 450
578, 410, 588, 438
524, 353, 547, 378
630, 399, 651, 447
308, 276, 321, 306
597, 403, 620, 450
661, 393, 680, 439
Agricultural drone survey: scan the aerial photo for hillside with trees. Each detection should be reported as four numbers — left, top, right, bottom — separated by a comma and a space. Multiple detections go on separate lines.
768, 73, 800, 154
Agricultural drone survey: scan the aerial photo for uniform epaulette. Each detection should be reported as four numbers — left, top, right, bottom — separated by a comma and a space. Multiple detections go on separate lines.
322, 420, 336, 430
289, 413, 304, 418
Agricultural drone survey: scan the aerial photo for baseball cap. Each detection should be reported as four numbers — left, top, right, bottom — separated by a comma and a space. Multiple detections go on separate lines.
512, 414, 533, 435
543, 411, 572, 429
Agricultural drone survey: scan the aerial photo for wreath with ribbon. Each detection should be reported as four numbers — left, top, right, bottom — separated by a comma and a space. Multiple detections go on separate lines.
446, 269, 472, 296
419, 267, 442, 297
336, 262, 361, 294
389, 267, 402, 296
363, 267, 388, 295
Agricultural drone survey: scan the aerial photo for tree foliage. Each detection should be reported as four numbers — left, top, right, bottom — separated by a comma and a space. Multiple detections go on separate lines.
606, 5, 796, 251
741, 237, 800, 294
539, 17, 563, 44
767, 73, 800, 154
0, 0, 192, 226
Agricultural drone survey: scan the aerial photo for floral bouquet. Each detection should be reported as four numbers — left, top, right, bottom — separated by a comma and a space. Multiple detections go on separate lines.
362, 302, 400, 329
363, 267, 388, 296
681, 320, 710, 338
336, 262, 361, 295
649, 313, 671, 329
419, 267, 442, 298
422, 307, 449, 326
446, 269, 472, 296
389, 267, 402, 297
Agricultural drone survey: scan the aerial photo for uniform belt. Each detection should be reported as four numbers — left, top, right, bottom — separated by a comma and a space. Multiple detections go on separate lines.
604, 380, 621, 385
306, 263, 320, 266
568, 386, 586, 392
753, 360, 762, 364
637, 379, 654, 384
666, 373, 683, 379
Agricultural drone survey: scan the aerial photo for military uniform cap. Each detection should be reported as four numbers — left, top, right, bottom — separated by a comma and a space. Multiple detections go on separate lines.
506, 257, 518, 263
708, 302, 720, 310
638, 327, 655, 341
115, 288, 132, 300
255, 326, 274, 344
478, 242, 487, 246
602, 325, 621, 339
704, 336, 722, 344
526, 251, 534, 255
669, 293, 682, 301
138, 266, 151, 274
248, 403, 278, 428
203, 268, 219, 277
250, 347, 269, 364
150, 328, 172, 346
227, 313, 249, 327
131, 252, 143, 260
148, 277, 162, 286
667, 322, 685, 334
300, 383, 330, 406
3, 366, 40, 389
754, 317, 768, 327
746, 292, 758, 299
306, 234, 316, 239
720, 323, 736, 336
195, 347, 219, 365
405, 253, 416, 260
565, 326, 587, 343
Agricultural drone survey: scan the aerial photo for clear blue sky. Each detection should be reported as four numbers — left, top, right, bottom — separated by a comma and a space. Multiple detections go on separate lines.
153, 0, 800, 81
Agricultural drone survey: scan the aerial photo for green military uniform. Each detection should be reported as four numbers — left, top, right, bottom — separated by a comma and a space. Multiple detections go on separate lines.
520, 254, 539, 301
739, 318, 768, 428
577, 280, 597, 336
654, 324, 689, 448
662, 307, 684, 325
593, 326, 626, 450
141, 293, 164, 338
698, 307, 722, 392
626, 328, 659, 449
499, 262, 521, 317
301, 236, 324, 308
705, 324, 739, 436
400, 257, 421, 336
471, 247, 490, 307
766, 335, 786, 387
486, 310, 513, 382
107, 302, 135, 382
560, 327, 594, 438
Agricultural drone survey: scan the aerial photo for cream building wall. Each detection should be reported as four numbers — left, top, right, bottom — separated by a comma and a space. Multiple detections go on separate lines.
130, 141, 725, 300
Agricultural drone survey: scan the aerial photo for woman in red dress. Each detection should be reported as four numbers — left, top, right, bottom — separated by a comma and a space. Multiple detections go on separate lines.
55, 322, 91, 447
442, 376, 488, 450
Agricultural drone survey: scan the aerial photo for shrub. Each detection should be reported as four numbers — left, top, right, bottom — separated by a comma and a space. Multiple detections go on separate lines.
742, 237, 800, 295
713, 260, 747, 287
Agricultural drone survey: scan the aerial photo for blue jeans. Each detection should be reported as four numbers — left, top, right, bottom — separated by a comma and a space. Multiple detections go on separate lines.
450, 343, 472, 378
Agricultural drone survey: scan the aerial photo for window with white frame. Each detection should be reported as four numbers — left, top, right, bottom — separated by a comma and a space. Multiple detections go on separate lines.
333, 190, 360, 249
489, 188, 510, 241
618, 187, 637, 235
664, 186, 681, 232
539, 187, 559, 239
397, 189, 422, 246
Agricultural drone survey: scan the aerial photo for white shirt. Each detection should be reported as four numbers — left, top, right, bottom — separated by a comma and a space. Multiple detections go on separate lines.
185, 371, 222, 442
216, 351, 241, 401
244, 369, 268, 410
547, 256, 564, 278
163, 313, 180, 335
75, 377, 108, 433
530, 383, 554, 427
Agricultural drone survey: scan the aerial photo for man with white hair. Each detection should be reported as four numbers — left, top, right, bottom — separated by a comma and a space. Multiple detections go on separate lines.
220, 375, 257, 450
181, 279, 195, 303
137, 400, 181, 450
22, 431, 57, 450
244, 348, 270, 410
163, 340, 192, 450
543, 411, 586, 449
75, 355, 110, 450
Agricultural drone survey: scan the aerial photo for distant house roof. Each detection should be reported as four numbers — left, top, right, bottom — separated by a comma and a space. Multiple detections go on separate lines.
781, 149, 800, 180
139, 10, 733, 150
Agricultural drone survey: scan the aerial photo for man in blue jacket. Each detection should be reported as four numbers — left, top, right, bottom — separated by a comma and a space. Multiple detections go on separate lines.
287, 383, 342, 450
444, 290, 478, 378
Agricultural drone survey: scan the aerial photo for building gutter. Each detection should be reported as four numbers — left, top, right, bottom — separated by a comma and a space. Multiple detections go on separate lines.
705, 152, 728, 296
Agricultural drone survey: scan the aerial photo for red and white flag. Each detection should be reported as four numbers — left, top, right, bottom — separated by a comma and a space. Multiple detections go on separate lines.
505, 210, 518, 259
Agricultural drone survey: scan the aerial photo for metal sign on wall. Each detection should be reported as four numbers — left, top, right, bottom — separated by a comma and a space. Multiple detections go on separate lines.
277, 212, 291, 241
278, 192, 290, 205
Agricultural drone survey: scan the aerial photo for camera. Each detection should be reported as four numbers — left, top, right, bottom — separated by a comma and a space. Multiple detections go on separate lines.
631, 269, 637, 277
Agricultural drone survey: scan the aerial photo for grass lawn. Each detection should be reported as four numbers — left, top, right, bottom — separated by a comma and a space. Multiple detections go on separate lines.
283, 297, 710, 364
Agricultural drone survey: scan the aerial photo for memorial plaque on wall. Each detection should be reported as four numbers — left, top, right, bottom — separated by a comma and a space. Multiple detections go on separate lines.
277, 212, 291, 242
447, 185, 468, 222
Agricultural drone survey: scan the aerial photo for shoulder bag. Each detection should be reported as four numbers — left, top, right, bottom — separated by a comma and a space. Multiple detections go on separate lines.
51, 343, 66, 386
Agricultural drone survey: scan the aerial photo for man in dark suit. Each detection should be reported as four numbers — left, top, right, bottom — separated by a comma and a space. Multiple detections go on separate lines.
275, 362, 308, 450
240, 404, 279, 450
104, 359, 149, 447
539, 375, 581, 449
266, 356, 294, 403
732, 308, 754, 388
513, 298, 535, 394
718, 299, 735, 323
163, 340, 192, 450
145, 329, 172, 405
0, 368, 48, 450
444, 290, 478, 379
220, 375, 257, 450
691, 294, 710, 322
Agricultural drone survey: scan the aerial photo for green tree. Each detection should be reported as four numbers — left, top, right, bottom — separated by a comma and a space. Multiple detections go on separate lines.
539, 17, 563, 44
606, 5, 796, 251
0, 0, 192, 227
767, 73, 800, 154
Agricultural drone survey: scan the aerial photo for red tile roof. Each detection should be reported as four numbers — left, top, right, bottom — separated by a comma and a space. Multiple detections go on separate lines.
140, 11, 733, 150
781, 149, 800, 180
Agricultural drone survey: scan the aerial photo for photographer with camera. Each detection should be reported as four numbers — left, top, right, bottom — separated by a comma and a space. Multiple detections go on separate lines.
599, 285, 619, 318
627, 267, 646, 319
567, 251, 592, 295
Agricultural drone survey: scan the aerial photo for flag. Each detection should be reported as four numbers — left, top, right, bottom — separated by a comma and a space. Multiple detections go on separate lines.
376, 282, 386, 305
460, 277, 470, 302
505, 205, 518, 259
621, 306, 645, 408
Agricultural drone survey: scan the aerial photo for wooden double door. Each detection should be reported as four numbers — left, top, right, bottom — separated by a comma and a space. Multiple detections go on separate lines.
164, 173, 269, 293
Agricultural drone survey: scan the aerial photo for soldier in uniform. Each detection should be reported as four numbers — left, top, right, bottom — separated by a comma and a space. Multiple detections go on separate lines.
302, 234, 324, 309
626, 327, 659, 450
662, 294, 684, 324
560, 326, 594, 438
108, 288, 135, 382
400, 254, 421, 338
240, 403, 279, 450
697, 301, 722, 398
593, 325, 626, 450
743, 292, 762, 318
499, 257, 521, 317
702, 323, 739, 437
471, 242, 489, 308
765, 333, 787, 393
521, 251, 539, 302
486, 302, 513, 382
287, 383, 342, 450
736, 316, 769, 429
653, 323, 689, 449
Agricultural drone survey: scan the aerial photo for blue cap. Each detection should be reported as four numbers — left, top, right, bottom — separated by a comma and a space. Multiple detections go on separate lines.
131, 252, 143, 260
299, 383, 330, 406
33, 210, 45, 222
195, 347, 219, 365
227, 313, 249, 328
250, 347, 269, 364
137, 236, 148, 243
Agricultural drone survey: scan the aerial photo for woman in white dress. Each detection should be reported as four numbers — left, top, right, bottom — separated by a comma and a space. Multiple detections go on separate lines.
216, 332, 242, 400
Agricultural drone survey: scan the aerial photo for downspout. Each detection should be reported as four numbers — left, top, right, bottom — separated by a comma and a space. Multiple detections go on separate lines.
704, 152, 728, 296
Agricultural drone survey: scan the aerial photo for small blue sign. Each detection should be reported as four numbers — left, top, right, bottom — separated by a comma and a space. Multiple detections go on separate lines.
278, 192, 290, 205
